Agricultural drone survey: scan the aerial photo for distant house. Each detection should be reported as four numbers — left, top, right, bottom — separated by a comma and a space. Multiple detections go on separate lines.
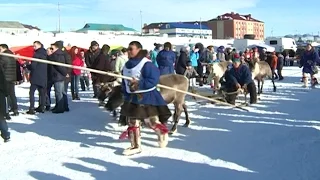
143, 21, 208, 35
0, 21, 26, 35
159, 22, 212, 39
75, 23, 137, 35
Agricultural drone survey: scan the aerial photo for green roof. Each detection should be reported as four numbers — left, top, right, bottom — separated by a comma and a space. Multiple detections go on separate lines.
76, 23, 136, 32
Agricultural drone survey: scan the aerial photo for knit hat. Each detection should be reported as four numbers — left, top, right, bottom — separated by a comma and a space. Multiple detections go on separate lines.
232, 53, 241, 62
90, 41, 99, 47
154, 43, 162, 49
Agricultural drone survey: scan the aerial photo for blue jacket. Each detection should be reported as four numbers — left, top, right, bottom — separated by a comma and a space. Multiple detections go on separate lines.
156, 50, 175, 75
121, 58, 167, 106
226, 64, 253, 86
300, 50, 319, 74
48, 49, 68, 82
189, 51, 199, 67
27, 48, 48, 87
150, 49, 158, 67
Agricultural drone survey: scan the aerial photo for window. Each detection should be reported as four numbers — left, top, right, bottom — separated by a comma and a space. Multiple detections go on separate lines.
165, 24, 170, 29
269, 40, 277, 45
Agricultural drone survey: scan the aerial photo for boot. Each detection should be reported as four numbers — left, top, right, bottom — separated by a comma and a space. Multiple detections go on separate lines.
303, 77, 308, 87
26, 108, 36, 115
12, 110, 19, 116
72, 93, 76, 100
35, 107, 45, 113
122, 127, 142, 156
154, 124, 169, 148
75, 93, 80, 100
5, 113, 11, 120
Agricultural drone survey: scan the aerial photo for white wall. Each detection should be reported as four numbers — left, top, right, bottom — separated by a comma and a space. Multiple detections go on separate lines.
0, 28, 25, 34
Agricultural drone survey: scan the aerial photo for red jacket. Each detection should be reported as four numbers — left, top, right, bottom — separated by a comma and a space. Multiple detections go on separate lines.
271, 55, 278, 70
72, 56, 84, 75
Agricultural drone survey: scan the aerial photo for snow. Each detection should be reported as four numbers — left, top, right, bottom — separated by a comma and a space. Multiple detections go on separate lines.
1, 67, 320, 180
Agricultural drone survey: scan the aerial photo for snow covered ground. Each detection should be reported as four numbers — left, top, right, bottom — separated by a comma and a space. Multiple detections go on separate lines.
1, 67, 320, 180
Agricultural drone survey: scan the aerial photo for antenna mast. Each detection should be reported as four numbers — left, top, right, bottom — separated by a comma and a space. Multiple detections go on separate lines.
58, 2, 61, 33
140, 10, 142, 36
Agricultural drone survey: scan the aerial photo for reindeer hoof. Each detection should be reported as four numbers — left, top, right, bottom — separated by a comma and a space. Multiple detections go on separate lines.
183, 123, 190, 127
169, 129, 177, 135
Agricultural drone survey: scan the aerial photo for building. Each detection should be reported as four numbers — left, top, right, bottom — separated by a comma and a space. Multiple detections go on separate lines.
0, 21, 27, 34
75, 23, 137, 35
142, 21, 208, 35
0, 21, 42, 35
207, 12, 264, 40
158, 22, 212, 38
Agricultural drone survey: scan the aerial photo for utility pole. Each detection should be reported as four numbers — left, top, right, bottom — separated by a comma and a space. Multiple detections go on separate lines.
271, 28, 273, 37
140, 10, 142, 36
200, 17, 202, 38
58, 2, 61, 33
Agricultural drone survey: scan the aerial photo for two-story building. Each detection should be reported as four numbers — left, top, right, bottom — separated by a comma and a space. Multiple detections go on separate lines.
158, 22, 212, 38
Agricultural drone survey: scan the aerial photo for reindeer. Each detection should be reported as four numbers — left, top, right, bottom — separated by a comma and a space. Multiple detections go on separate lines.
207, 61, 230, 93
101, 74, 191, 134
248, 60, 276, 94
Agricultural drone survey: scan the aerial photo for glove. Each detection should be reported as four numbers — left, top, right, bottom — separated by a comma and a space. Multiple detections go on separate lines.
236, 83, 241, 89
129, 78, 139, 92
242, 84, 247, 90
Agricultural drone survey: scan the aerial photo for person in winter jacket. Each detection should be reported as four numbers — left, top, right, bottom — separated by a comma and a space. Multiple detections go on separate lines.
188, 44, 199, 87
53, 41, 70, 111
276, 53, 284, 80
300, 43, 320, 87
115, 48, 129, 73
0, 44, 19, 116
85, 41, 100, 97
49, 42, 68, 113
0, 61, 10, 142
270, 52, 278, 79
79, 49, 90, 91
195, 43, 206, 86
70, 46, 84, 100
217, 46, 226, 61
45, 47, 54, 111
189, 44, 199, 68
224, 56, 257, 105
156, 42, 176, 75
110, 49, 119, 71
252, 47, 260, 61
260, 48, 267, 61
26, 41, 48, 114
225, 48, 233, 61
175, 45, 190, 75
91, 44, 114, 85
119, 41, 171, 155
150, 43, 162, 67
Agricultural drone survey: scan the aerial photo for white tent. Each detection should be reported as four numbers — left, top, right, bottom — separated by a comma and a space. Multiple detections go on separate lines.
247, 44, 275, 52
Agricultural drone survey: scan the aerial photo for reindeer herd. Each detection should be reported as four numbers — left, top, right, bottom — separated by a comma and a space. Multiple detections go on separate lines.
97, 59, 276, 134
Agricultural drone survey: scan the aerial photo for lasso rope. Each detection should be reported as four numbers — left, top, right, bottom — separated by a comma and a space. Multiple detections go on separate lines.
0, 52, 249, 112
